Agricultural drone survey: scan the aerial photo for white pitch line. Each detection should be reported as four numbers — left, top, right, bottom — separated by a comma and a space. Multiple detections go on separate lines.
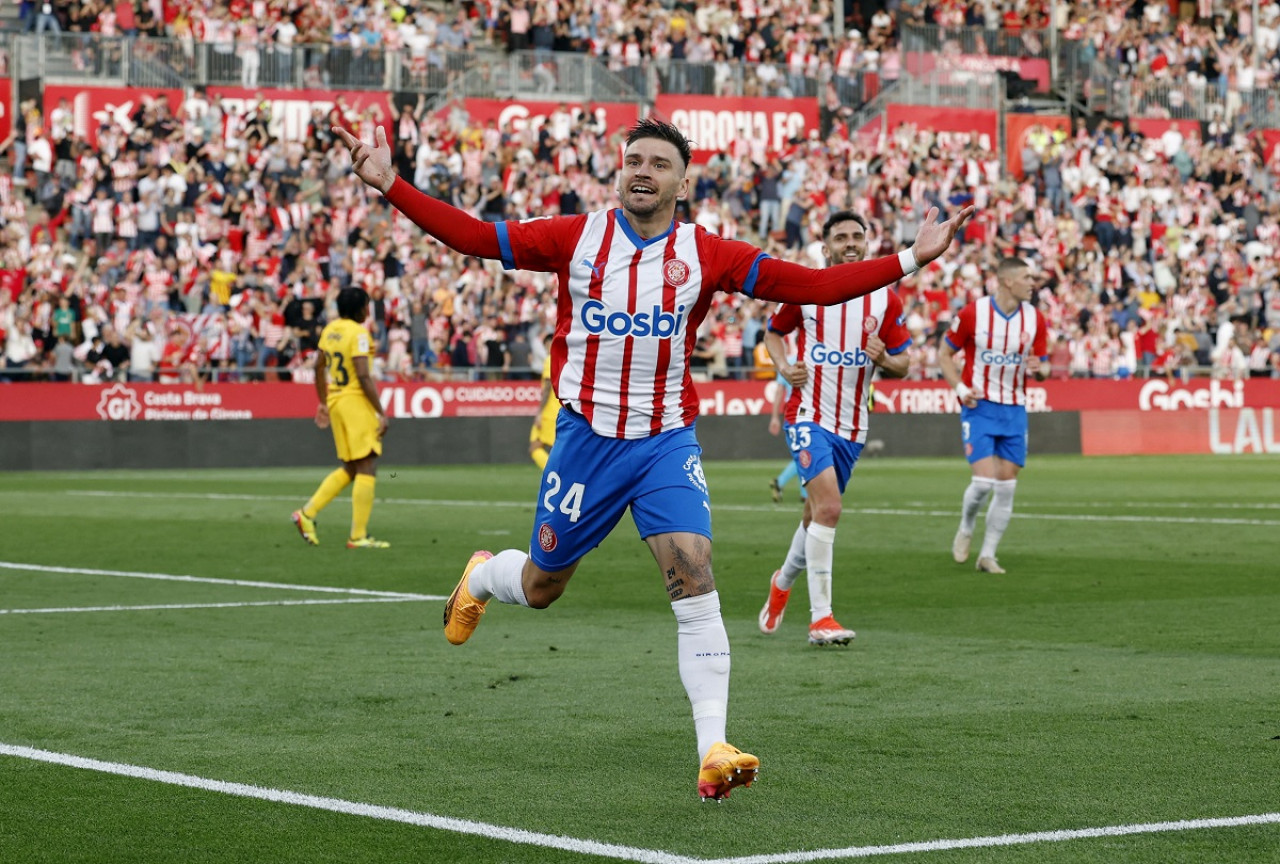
699, 813, 1280, 863
0, 561, 439, 600
2, 744, 1277, 864
53, 490, 1280, 527
0, 597, 429, 615
0, 744, 698, 864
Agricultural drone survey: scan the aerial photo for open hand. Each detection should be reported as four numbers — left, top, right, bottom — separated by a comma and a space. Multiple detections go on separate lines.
909, 205, 976, 267
331, 124, 395, 194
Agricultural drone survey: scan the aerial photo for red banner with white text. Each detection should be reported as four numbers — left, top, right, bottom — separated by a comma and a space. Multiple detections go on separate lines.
5, 379, 1280, 423
653, 95, 820, 163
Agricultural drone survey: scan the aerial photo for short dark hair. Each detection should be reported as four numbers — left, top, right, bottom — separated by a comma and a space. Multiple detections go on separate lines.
337, 287, 370, 321
997, 257, 1030, 279
625, 119, 693, 171
821, 210, 869, 240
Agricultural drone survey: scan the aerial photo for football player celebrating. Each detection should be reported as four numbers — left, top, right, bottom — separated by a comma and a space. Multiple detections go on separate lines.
757, 212, 910, 646
334, 119, 973, 799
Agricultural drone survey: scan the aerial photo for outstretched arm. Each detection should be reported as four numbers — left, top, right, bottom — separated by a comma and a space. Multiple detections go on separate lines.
754, 206, 974, 304
332, 124, 501, 259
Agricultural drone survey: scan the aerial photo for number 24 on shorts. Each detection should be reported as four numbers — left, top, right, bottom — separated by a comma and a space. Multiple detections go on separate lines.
542, 472, 586, 522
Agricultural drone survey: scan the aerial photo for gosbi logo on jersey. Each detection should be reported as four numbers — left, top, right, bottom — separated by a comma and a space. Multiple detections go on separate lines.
809, 341, 872, 368
663, 258, 691, 286
863, 315, 879, 334
579, 299, 687, 338
978, 350, 1025, 365
538, 523, 558, 552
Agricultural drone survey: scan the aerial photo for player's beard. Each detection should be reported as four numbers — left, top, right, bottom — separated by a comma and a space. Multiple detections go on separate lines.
621, 187, 673, 221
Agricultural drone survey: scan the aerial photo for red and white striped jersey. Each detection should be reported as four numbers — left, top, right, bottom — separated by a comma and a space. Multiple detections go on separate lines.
946, 296, 1049, 406
496, 209, 769, 439
769, 288, 910, 443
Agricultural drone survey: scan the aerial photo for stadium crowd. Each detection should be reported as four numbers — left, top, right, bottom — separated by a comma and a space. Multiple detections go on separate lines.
2, 0, 1279, 384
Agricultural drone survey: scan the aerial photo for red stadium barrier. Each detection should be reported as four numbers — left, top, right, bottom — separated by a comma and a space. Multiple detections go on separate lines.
1080, 408, 1280, 455
871, 378, 1280, 413
5, 379, 1279, 423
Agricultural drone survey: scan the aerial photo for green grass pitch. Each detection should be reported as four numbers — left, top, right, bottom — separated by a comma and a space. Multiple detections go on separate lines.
1, 454, 1278, 863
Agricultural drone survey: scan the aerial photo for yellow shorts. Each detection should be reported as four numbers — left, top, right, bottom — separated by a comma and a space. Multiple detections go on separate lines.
531, 405, 559, 448
330, 396, 383, 462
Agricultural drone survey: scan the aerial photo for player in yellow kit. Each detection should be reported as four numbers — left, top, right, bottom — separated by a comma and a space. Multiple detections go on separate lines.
529, 334, 560, 469
291, 288, 391, 548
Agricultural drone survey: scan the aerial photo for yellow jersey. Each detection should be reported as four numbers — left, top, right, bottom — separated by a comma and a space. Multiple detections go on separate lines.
319, 318, 374, 405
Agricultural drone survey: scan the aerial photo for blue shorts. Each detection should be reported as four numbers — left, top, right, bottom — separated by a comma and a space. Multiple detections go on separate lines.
529, 409, 712, 571
960, 400, 1028, 467
785, 422, 864, 494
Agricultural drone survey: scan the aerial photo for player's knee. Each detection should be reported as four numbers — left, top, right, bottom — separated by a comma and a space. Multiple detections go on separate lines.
811, 500, 842, 525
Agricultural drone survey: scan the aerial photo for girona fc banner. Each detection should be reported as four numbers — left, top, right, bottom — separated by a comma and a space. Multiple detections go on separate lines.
653, 95, 819, 163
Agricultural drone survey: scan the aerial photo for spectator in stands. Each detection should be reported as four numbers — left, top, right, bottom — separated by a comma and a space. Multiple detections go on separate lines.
124, 317, 160, 382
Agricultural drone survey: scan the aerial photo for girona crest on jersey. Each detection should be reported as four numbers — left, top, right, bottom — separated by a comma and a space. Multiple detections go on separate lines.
663, 258, 691, 286
797, 449, 812, 469
538, 523, 558, 552
863, 315, 879, 334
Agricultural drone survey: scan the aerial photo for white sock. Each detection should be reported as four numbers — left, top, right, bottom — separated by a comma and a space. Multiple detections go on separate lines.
980, 479, 1017, 560
805, 522, 836, 622
672, 591, 730, 761
960, 477, 995, 534
775, 521, 808, 590
466, 549, 530, 606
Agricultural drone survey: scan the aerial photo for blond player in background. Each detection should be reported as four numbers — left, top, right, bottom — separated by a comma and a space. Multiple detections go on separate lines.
939, 257, 1048, 573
